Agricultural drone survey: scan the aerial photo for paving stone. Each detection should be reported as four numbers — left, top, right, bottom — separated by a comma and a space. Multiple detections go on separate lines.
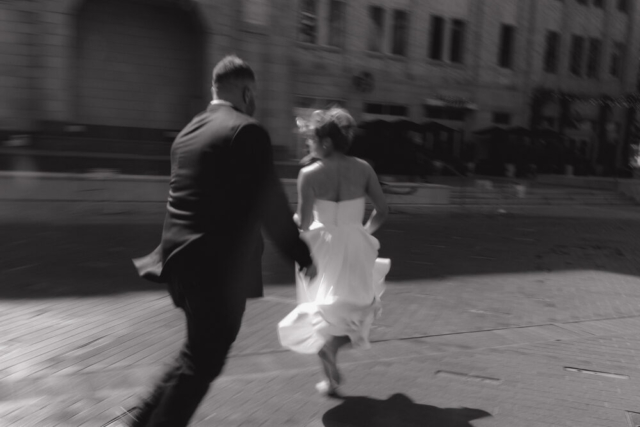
3, 209, 640, 425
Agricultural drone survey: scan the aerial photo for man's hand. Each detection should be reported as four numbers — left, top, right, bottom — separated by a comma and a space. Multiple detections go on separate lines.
301, 263, 317, 282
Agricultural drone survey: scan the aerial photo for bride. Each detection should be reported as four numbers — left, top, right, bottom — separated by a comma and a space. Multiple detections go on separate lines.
277, 108, 390, 396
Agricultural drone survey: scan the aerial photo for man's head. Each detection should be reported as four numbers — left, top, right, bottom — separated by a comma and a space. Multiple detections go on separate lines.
211, 55, 256, 117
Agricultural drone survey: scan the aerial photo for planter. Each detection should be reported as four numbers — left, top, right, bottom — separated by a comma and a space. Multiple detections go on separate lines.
514, 184, 527, 198
505, 163, 516, 178
432, 161, 444, 176
466, 162, 476, 175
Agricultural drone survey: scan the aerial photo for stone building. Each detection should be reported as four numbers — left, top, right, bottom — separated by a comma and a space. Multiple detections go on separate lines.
0, 0, 639, 170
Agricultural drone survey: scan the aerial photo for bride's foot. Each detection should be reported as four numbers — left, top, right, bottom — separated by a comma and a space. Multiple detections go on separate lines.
319, 345, 341, 386
315, 380, 340, 397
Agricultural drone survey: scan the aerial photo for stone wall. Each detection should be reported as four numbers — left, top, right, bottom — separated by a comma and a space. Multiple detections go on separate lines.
0, 0, 639, 160
0, 171, 450, 223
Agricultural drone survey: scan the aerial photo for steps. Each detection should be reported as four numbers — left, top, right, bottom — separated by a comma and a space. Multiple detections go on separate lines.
0, 136, 297, 176
448, 185, 636, 206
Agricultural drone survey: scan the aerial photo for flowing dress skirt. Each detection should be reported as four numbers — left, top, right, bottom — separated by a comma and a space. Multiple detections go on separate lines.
278, 221, 390, 354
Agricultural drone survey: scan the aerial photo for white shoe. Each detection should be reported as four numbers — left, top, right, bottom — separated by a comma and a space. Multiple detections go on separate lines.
315, 380, 340, 396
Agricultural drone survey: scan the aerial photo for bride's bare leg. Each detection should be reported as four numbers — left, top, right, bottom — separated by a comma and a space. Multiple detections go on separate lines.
318, 336, 351, 389
318, 342, 339, 388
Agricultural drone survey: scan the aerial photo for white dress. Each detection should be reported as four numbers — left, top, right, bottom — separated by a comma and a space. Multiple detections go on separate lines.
277, 197, 391, 354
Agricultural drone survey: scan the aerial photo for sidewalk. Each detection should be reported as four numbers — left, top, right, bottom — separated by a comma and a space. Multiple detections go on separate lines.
1, 207, 640, 426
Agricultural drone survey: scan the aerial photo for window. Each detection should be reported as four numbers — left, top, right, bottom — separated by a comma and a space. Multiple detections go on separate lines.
610, 41, 624, 77
498, 25, 516, 69
368, 6, 385, 52
586, 38, 601, 78
593, 0, 604, 8
618, 0, 628, 13
569, 35, 585, 76
425, 106, 466, 121
328, 0, 346, 48
298, 0, 317, 44
543, 31, 560, 73
450, 19, 466, 64
429, 16, 445, 60
295, 96, 346, 109
365, 103, 408, 116
389, 105, 408, 116
392, 10, 408, 56
492, 112, 512, 125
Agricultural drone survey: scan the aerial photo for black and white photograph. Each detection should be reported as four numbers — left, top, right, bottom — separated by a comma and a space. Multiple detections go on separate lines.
2, 0, 640, 426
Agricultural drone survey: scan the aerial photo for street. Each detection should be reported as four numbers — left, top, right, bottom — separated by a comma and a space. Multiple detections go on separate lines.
2, 208, 640, 426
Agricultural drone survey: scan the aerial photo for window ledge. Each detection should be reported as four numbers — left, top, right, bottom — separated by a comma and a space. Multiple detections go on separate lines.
389, 54, 409, 62
426, 59, 466, 69
240, 22, 268, 35
364, 51, 409, 62
365, 51, 386, 58
296, 42, 344, 53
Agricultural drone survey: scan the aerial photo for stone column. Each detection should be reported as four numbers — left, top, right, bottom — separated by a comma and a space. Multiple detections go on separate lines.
34, 2, 77, 127
520, 0, 538, 128
266, 0, 297, 159
617, 0, 640, 172
0, 1, 37, 131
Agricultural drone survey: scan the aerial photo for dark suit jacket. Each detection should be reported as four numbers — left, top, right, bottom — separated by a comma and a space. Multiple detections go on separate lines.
133, 103, 312, 298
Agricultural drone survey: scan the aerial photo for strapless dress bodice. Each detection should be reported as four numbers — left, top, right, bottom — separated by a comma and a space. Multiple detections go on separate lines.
312, 197, 365, 228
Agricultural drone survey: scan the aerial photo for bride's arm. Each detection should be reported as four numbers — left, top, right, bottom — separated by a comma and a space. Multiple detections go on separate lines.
296, 169, 315, 231
363, 162, 388, 234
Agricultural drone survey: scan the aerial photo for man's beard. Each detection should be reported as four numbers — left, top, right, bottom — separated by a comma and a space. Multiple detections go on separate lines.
245, 96, 256, 117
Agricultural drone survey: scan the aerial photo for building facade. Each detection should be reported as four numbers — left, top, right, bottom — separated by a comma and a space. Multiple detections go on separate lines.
1, 0, 639, 166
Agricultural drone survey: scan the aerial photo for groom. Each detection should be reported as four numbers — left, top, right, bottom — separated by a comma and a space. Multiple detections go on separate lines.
120, 55, 316, 427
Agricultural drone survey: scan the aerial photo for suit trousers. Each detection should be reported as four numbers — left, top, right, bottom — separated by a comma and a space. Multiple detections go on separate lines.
131, 253, 247, 427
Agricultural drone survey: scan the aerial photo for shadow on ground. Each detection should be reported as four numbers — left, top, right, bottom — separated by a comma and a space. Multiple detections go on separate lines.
2, 211, 640, 298
322, 393, 491, 427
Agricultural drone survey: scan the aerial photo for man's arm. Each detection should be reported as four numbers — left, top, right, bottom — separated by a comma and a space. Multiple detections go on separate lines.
231, 124, 313, 269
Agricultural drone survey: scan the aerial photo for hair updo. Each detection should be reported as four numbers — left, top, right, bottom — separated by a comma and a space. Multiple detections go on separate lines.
312, 108, 356, 153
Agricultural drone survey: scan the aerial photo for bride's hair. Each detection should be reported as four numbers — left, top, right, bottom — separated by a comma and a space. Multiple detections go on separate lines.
313, 108, 356, 153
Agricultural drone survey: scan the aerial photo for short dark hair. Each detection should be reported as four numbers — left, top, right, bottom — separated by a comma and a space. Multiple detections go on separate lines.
212, 55, 255, 88
314, 108, 356, 152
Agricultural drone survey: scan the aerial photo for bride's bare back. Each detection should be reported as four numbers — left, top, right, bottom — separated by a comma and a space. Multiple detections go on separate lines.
306, 156, 370, 201
297, 155, 388, 232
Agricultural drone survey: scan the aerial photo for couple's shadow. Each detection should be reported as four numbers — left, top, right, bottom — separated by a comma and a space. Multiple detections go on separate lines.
323, 393, 491, 427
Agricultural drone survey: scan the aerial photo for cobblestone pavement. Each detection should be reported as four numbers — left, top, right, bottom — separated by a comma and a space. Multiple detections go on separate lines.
2, 207, 640, 425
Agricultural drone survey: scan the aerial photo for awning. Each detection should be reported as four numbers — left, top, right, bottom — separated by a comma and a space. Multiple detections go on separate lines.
423, 121, 456, 132
505, 126, 532, 137
424, 96, 478, 110
473, 126, 507, 136
391, 119, 423, 132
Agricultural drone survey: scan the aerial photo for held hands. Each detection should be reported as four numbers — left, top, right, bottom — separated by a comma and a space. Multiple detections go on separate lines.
301, 263, 317, 282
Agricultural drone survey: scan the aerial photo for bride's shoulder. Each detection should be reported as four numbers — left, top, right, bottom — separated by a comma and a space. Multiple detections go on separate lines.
350, 157, 375, 172
298, 161, 323, 184
300, 161, 323, 175
351, 157, 372, 167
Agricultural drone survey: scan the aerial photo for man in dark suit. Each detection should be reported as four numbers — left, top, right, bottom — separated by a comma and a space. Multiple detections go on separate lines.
114, 56, 316, 427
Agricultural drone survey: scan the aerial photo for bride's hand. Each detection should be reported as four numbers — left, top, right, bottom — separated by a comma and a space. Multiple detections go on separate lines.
302, 263, 317, 282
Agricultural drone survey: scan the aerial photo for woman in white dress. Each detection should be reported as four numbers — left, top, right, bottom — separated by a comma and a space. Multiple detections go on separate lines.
277, 108, 390, 395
